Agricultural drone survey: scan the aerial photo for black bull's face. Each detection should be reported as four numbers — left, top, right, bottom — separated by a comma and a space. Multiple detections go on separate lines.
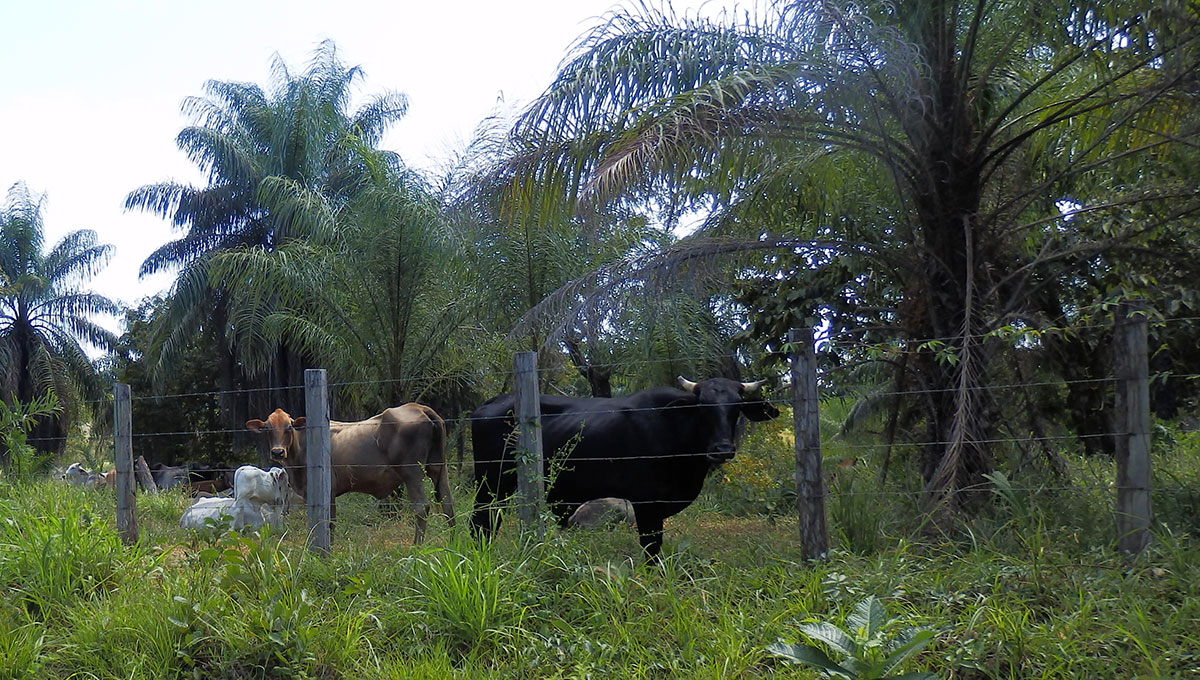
678, 376, 780, 463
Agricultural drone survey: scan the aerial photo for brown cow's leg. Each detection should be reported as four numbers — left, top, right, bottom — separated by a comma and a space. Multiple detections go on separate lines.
401, 469, 431, 544
428, 462, 456, 527
329, 495, 337, 541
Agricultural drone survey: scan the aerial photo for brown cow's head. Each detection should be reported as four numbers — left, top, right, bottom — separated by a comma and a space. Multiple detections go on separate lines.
246, 408, 307, 463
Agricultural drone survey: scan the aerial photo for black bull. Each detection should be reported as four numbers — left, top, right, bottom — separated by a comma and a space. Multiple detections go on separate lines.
470, 376, 779, 558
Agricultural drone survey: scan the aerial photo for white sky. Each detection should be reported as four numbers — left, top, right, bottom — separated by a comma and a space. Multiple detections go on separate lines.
1, 0, 722, 333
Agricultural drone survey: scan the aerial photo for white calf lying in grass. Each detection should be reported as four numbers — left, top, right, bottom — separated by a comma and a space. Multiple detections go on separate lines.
179, 496, 265, 530
180, 465, 290, 531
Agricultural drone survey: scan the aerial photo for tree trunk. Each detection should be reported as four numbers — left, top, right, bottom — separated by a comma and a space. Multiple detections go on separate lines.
906, 16, 996, 502
564, 337, 612, 398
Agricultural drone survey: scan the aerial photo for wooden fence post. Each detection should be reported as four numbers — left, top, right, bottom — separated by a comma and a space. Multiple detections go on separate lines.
134, 455, 158, 493
1114, 304, 1152, 555
113, 383, 137, 545
514, 351, 546, 540
790, 328, 828, 560
305, 369, 332, 554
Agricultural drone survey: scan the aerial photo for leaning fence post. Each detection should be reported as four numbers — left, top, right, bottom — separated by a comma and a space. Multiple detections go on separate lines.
790, 328, 828, 560
514, 351, 546, 540
1114, 303, 1152, 555
134, 455, 158, 493
113, 383, 137, 545
305, 369, 332, 554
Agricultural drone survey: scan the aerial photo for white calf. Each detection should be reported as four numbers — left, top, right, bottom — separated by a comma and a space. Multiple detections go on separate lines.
233, 465, 290, 527
179, 497, 264, 530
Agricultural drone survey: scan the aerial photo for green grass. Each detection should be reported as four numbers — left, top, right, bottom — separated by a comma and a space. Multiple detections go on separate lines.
1, 436, 1198, 679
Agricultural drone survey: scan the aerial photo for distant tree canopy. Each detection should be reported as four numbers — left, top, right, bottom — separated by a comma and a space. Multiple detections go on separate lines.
114, 295, 233, 465
125, 41, 423, 426
476, 0, 1200, 499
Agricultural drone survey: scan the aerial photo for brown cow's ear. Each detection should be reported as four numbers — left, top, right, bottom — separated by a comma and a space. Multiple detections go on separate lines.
293, 417, 307, 429
246, 419, 266, 432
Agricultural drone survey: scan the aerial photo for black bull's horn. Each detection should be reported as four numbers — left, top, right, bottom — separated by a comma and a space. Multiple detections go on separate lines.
677, 376, 766, 394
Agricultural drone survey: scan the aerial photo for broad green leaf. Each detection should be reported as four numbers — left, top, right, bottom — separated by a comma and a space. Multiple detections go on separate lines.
799, 621, 859, 657
766, 642, 852, 678
882, 628, 936, 675
849, 595, 887, 639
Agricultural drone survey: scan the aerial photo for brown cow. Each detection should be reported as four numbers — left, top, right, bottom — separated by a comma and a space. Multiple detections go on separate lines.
245, 404, 454, 543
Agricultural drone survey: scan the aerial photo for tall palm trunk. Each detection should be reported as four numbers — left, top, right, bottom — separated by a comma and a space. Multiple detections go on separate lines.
909, 28, 994, 496
12, 322, 66, 455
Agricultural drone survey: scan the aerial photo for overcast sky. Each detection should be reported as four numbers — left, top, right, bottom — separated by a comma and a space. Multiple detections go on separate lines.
1, 0, 722, 332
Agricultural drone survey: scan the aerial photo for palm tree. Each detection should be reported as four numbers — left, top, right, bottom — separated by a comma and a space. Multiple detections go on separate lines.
0, 182, 119, 456
204, 144, 475, 416
126, 40, 410, 427
493, 0, 1200, 501
446, 119, 743, 398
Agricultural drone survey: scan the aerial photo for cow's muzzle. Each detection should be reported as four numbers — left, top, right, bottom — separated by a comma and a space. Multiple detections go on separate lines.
706, 444, 735, 463
271, 447, 287, 459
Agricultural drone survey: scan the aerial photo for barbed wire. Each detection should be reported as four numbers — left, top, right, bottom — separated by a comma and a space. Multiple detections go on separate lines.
49, 475, 1187, 503
24, 310, 1200, 411
36, 426, 1156, 473
820, 313, 1200, 347
99, 359, 1196, 406
25, 364, 1186, 444
471, 484, 1183, 508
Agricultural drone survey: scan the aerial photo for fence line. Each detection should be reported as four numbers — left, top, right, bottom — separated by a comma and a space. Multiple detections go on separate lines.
29, 312, 1200, 410
98, 312, 1164, 556
68, 414, 1130, 447
37, 380, 1158, 448
49, 430, 1137, 474
80, 364, 1198, 408
40, 365, 1184, 444
41, 335, 1196, 406
822, 313, 1200, 346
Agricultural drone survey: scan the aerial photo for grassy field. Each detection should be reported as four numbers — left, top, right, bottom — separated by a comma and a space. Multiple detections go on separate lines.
2, 429, 1199, 679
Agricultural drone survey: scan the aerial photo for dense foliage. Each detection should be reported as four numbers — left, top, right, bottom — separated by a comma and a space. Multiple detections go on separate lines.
0, 182, 118, 457
497, 0, 1200, 502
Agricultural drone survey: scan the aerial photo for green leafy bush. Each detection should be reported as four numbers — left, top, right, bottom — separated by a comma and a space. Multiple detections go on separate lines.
768, 595, 937, 679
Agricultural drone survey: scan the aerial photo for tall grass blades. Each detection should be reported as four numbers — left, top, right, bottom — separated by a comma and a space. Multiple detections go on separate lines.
400, 542, 530, 655
0, 614, 45, 680
0, 482, 145, 620
829, 467, 888, 555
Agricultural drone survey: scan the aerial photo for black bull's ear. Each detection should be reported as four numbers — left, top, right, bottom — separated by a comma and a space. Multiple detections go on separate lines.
665, 395, 699, 410
741, 397, 780, 422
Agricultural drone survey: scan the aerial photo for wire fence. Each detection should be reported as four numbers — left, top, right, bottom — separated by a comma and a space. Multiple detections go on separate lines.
31, 367, 1196, 447
29, 314, 1180, 554
47, 371, 1155, 460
